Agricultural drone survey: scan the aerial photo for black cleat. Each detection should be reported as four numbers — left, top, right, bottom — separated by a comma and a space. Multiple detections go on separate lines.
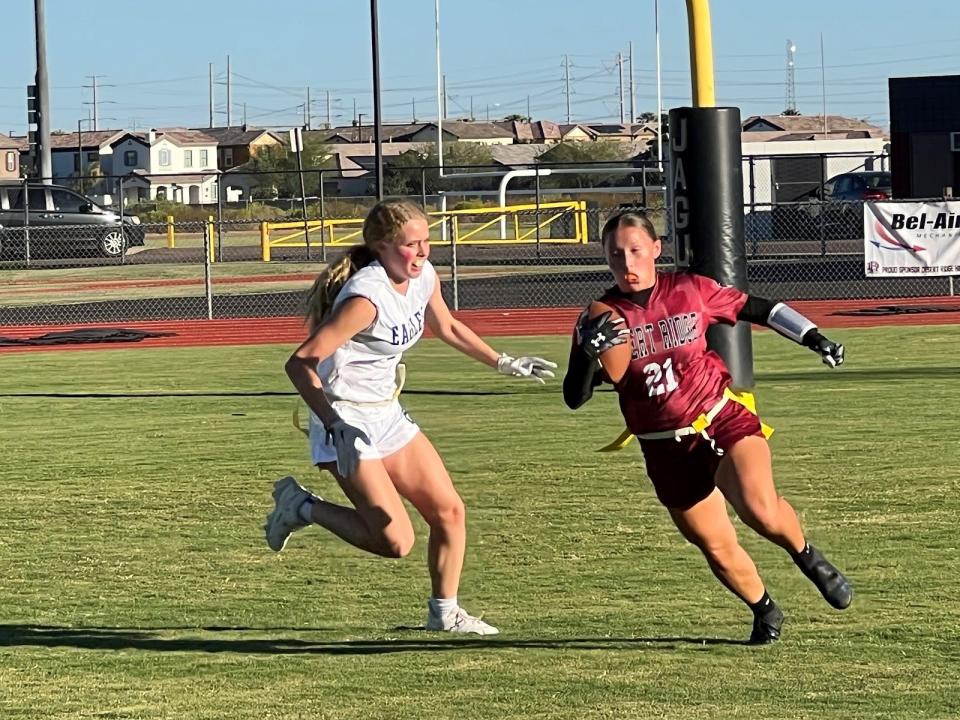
800, 545, 853, 610
748, 606, 784, 645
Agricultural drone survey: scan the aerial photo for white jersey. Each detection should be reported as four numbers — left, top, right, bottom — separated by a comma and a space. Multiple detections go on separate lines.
316, 259, 437, 404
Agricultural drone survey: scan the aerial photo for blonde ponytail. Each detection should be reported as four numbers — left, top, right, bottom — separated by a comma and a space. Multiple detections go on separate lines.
303, 199, 428, 329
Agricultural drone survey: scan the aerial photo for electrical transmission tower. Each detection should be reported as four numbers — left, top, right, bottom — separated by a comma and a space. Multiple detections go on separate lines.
785, 40, 797, 114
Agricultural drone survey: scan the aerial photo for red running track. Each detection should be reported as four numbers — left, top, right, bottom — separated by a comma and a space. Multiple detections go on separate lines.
1, 298, 959, 354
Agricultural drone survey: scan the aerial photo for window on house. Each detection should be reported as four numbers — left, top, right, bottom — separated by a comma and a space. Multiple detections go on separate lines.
5, 152, 15, 172
156, 186, 167, 200
87, 152, 97, 162
224, 149, 234, 167
211, 182, 218, 201
124, 150, 137, 167
74, 153, 82, 172
184, 150, 193, 168
200, 149, 209, 167
159, 149, 171, 167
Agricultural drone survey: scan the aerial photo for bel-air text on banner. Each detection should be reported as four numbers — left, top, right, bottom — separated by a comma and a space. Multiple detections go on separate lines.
864, 200, 960, 277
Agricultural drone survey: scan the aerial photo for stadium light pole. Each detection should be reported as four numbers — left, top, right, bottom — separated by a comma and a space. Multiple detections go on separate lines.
33, 0, 52, 183
370, 0, 384, 200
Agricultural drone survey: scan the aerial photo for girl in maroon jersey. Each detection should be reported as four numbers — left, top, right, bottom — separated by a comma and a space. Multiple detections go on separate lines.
563, 210, 852, 644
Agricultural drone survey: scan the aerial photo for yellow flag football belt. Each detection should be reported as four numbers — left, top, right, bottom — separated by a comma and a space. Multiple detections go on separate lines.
597, 387, 775, 453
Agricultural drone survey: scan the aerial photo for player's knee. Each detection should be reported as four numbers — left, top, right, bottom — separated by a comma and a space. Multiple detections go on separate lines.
743, 495, 783, 534
428, 496, 466, 531
699, 537, 739, 566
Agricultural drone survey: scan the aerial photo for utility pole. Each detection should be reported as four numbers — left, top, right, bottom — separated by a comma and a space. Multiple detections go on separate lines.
527, 95, 531, 122
304, 87, 310, 129
563, 54, 572, 124
77, 118, 83, 193
628, 40, 636, 122
32, 0, 52, 182
370, 0, 384, 200
442, 74, 448, 119
326, 89, 332, 129
84, 75, 100, 130
242, 102, 247, 126
412, 96, 417, 123
208, 63, 214, 128
617, 52, 625, 124
226, 54, 232, 126
820, 33, 828, 136
655, 0, 663, 164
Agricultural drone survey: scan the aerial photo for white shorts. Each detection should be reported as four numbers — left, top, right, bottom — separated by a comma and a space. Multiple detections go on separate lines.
309, 400, 420, 466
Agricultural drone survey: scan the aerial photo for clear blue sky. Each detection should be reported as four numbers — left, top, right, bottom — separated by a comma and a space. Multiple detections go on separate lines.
1, 0, 956, 135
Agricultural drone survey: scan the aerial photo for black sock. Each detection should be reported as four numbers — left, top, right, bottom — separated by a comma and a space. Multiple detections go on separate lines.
792, 542, 815, 570
747, 591, 779, 619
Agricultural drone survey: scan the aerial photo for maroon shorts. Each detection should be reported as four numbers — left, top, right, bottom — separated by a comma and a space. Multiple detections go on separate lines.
638, 400, 765, 510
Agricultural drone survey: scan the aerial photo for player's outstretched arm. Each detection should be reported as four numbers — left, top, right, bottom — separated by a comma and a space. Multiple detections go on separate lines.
425, 281, 557, 383
563, 303, 630, 409
738, 296, 845, 368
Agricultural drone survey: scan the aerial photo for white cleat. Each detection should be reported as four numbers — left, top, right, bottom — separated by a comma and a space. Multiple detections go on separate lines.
425, 605, 500, 635
264, 476, 316, 552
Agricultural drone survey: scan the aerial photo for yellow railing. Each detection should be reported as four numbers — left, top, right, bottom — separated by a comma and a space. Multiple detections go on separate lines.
259, 201, 588, 261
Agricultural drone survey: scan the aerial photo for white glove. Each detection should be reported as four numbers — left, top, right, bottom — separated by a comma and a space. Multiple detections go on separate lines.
325, 418, 370, 478
496, 354, 558, 384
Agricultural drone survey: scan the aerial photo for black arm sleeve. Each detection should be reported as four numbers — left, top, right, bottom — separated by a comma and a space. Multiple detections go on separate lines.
736, 295, 778, 325
562, 340, 603, 410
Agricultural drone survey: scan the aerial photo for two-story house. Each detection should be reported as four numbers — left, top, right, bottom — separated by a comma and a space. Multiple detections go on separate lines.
193, 126, 284, 170
112, 128, 220, 205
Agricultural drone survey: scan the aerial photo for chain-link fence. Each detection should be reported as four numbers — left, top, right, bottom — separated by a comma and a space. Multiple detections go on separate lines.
2, 154, 957, 327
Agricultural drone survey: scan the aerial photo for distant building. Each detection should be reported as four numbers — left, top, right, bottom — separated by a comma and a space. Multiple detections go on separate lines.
193, 126, 284, 170
889, 75, 960, 198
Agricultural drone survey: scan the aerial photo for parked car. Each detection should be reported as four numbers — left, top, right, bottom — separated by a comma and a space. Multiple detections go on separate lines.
0, 183, 144, 258
811, 171, 892, 203
796, 171, 892, 239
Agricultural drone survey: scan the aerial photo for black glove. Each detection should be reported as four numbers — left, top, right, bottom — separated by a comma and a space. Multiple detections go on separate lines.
804, 330, 845, 368
576, 310, 629, 363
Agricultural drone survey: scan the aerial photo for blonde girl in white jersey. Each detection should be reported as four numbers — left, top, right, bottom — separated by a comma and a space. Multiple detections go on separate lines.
265, 200, 556, 635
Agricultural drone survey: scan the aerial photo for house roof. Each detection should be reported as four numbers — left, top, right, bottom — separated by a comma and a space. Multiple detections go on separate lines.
190, 126, 283, 146
432, 121, 514, 140
742, 114, 882, 135
151, 128, 219, 146
0, 132, 20, 149
46, 129, 126, 151
308, 123, 427, 144
494, 120, 563, 143
489, 143, 552, 167
325, 142, 422, 177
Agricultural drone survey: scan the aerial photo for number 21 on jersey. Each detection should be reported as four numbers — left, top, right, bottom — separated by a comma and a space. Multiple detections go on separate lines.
642, 357, 678, 396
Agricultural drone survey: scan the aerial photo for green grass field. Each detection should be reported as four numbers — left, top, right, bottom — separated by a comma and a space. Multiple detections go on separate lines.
1, 327, 958, 719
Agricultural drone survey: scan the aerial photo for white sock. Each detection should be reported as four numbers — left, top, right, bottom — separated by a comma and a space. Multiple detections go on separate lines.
297, 498, 316, 524
429, 596, 458, 617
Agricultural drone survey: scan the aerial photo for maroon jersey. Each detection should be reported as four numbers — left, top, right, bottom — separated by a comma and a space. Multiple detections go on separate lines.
600, 271, 748, 435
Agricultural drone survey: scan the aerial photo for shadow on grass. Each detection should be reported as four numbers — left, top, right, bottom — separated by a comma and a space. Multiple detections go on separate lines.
0, 624, 750, 654
0, 389, 522, 399
756, 366, 959, 383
